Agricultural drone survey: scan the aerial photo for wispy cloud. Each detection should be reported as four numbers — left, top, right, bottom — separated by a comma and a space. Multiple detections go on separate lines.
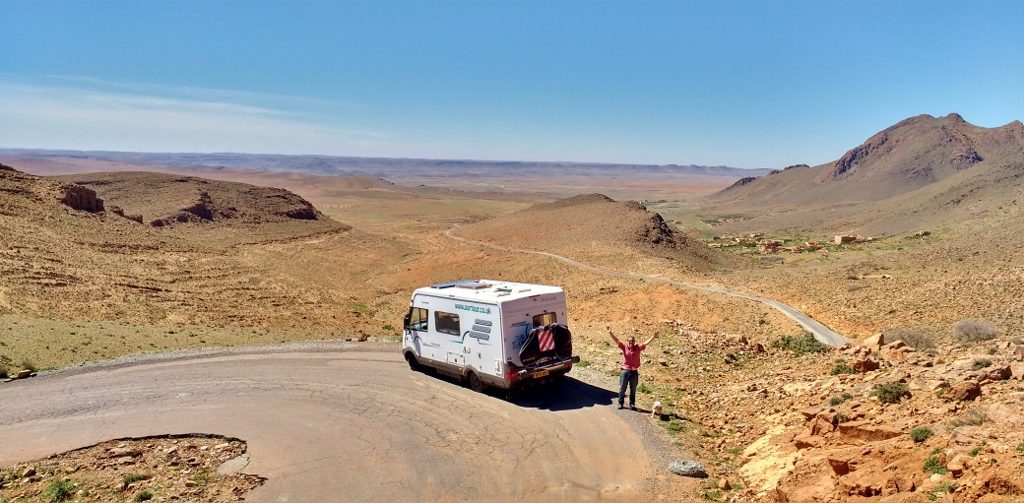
0, 77, 387, 154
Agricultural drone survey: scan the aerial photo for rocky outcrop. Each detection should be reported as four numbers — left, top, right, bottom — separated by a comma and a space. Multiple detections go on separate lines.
60, 185, 104, 213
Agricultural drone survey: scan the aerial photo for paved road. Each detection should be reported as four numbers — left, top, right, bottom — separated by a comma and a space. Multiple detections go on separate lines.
0, 344, 655, 502
445, 228, 847, 347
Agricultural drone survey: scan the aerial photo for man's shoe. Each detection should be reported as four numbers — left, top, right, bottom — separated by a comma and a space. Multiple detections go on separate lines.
630, 405, 638, 411
618, 404, 625, 409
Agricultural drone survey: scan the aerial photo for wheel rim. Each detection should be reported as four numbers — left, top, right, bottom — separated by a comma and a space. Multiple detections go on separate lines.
469, 373, 483, 392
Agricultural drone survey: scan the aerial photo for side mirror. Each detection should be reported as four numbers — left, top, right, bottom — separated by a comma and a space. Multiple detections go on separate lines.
403, 311, 411, 330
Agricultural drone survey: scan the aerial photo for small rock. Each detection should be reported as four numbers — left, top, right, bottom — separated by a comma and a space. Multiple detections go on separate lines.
21, 466, 36, 478
717, 478, 731, 491
16, 369, 33, 379
668, 459, 708, 478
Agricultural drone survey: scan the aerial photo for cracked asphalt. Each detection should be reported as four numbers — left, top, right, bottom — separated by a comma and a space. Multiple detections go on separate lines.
0, 342, 658, 502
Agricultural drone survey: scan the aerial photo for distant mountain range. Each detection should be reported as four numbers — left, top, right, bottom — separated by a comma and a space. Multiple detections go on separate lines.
708, 113, 1024, 234
0, 149, 767, 178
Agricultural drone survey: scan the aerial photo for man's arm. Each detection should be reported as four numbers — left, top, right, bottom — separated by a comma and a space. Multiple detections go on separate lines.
642, 332, 659, 347
606, 326, 621, 346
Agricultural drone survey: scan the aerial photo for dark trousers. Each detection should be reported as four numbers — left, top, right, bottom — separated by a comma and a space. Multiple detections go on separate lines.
619, 369, 639, 406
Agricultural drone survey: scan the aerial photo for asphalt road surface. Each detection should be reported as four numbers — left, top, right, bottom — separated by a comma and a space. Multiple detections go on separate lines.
445, 227, 848, 347
0, 344, 657, 502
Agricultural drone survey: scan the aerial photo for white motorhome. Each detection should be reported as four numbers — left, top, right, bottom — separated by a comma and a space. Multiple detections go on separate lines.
402, 279, 579, 392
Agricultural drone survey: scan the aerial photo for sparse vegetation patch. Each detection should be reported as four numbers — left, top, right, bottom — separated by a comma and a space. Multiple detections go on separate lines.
773, 332, 826, 355
830, 360, 856, 375
872, 381, 909, 404
923, 455, 948, 475
952, 319, 998, 343
910, 427, 933, 443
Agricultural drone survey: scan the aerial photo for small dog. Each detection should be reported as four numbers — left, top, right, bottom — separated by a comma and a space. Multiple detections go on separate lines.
652, 400, 663, 417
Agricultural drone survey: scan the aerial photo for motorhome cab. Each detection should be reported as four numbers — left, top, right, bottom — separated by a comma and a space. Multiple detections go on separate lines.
402, 279, 580, 392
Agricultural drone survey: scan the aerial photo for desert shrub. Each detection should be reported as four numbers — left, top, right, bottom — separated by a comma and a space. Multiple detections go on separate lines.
20, 359, 37, 372
930, 482, 956, 498
831, 360, 856, 375
884, 327, 940, 350
1017, 442, 1024, 452
638, 383, 651, 394
44, 479, 75, 503
971, 359, 992, 371
122, 473, 151, 487
829, 396, 843, 406
910, 427, 933, 443
382, 324, 395, 332
952, 319, 998, 343
872, 381, 909, 404
949, 408, 988, 428
923, 456, 948, 475
0, 366, 7, 379
968, 447, 981, 457
134, 490, 154, 502
773, 332, 826, 355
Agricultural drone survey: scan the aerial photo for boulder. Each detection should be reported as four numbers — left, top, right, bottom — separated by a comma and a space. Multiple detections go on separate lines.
863, 333, 886, 348
979, 365, 1011, 382
668, 459, 708, 478
837, 421, 902, 442
853, 358, 881, 372
946, 454, 969, 478
944, 381, 982, 402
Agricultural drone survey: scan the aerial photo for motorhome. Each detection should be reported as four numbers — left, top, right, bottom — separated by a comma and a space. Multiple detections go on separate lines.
402, 279, 579, 392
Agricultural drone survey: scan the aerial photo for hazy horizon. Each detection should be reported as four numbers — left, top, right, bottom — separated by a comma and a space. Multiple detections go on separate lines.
2, 1, 1022, 168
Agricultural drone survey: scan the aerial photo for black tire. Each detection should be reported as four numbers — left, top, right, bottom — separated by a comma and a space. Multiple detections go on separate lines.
405, 352, 420, 371
467, 371, 486, 393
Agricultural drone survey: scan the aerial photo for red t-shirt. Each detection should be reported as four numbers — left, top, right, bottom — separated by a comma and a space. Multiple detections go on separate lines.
618, 342, 647, 370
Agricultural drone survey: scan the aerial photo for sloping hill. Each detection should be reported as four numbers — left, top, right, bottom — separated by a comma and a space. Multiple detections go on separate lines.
708, 114, 1024, 234
55, 171, 335, 228
458, 193, 726, 272
0, 165, 380, 330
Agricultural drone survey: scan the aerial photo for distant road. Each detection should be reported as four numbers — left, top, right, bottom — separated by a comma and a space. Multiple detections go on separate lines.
445, 227, 848, 347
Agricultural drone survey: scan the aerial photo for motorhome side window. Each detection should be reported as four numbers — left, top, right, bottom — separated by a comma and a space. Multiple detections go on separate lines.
532, 312, 557, 327
435, 311, 461, 335
408, 307, 428, 331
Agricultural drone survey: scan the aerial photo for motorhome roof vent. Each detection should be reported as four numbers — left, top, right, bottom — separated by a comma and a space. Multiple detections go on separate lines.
455, 281, 492, 290
431, 279, 483, 289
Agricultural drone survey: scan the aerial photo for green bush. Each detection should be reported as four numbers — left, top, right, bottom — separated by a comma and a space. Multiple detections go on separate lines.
44, 479, 75, 503
952, 319, 998, 343
971, 359, 992, 370
1017, 442, 1024, 452
122, 473, 151, 487
923, 456, 947, 475
872, 382, 909, 404
831, 360, 856, 375
909, 427, 933, 443
968, 447, 981, 457
638, 383, 651, 394
134, 490, 154, 502
20, 359, 37, 372
773, 332, 826, 355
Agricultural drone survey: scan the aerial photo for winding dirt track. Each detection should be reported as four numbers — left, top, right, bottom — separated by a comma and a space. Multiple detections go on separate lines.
445, 227, 847, 347
0, 344, 654, 502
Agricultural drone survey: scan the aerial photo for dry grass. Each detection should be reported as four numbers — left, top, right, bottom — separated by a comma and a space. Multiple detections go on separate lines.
952, 319, 999, 344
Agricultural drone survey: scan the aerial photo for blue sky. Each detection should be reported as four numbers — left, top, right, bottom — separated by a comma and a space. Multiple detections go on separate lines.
1, 1, 1022, 168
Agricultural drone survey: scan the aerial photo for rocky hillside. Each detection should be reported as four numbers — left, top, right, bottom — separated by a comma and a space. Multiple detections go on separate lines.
708, 114, 1024, 234
0, 165, 366, 329
458, 193, 725, 272
54, 171, 334, 228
